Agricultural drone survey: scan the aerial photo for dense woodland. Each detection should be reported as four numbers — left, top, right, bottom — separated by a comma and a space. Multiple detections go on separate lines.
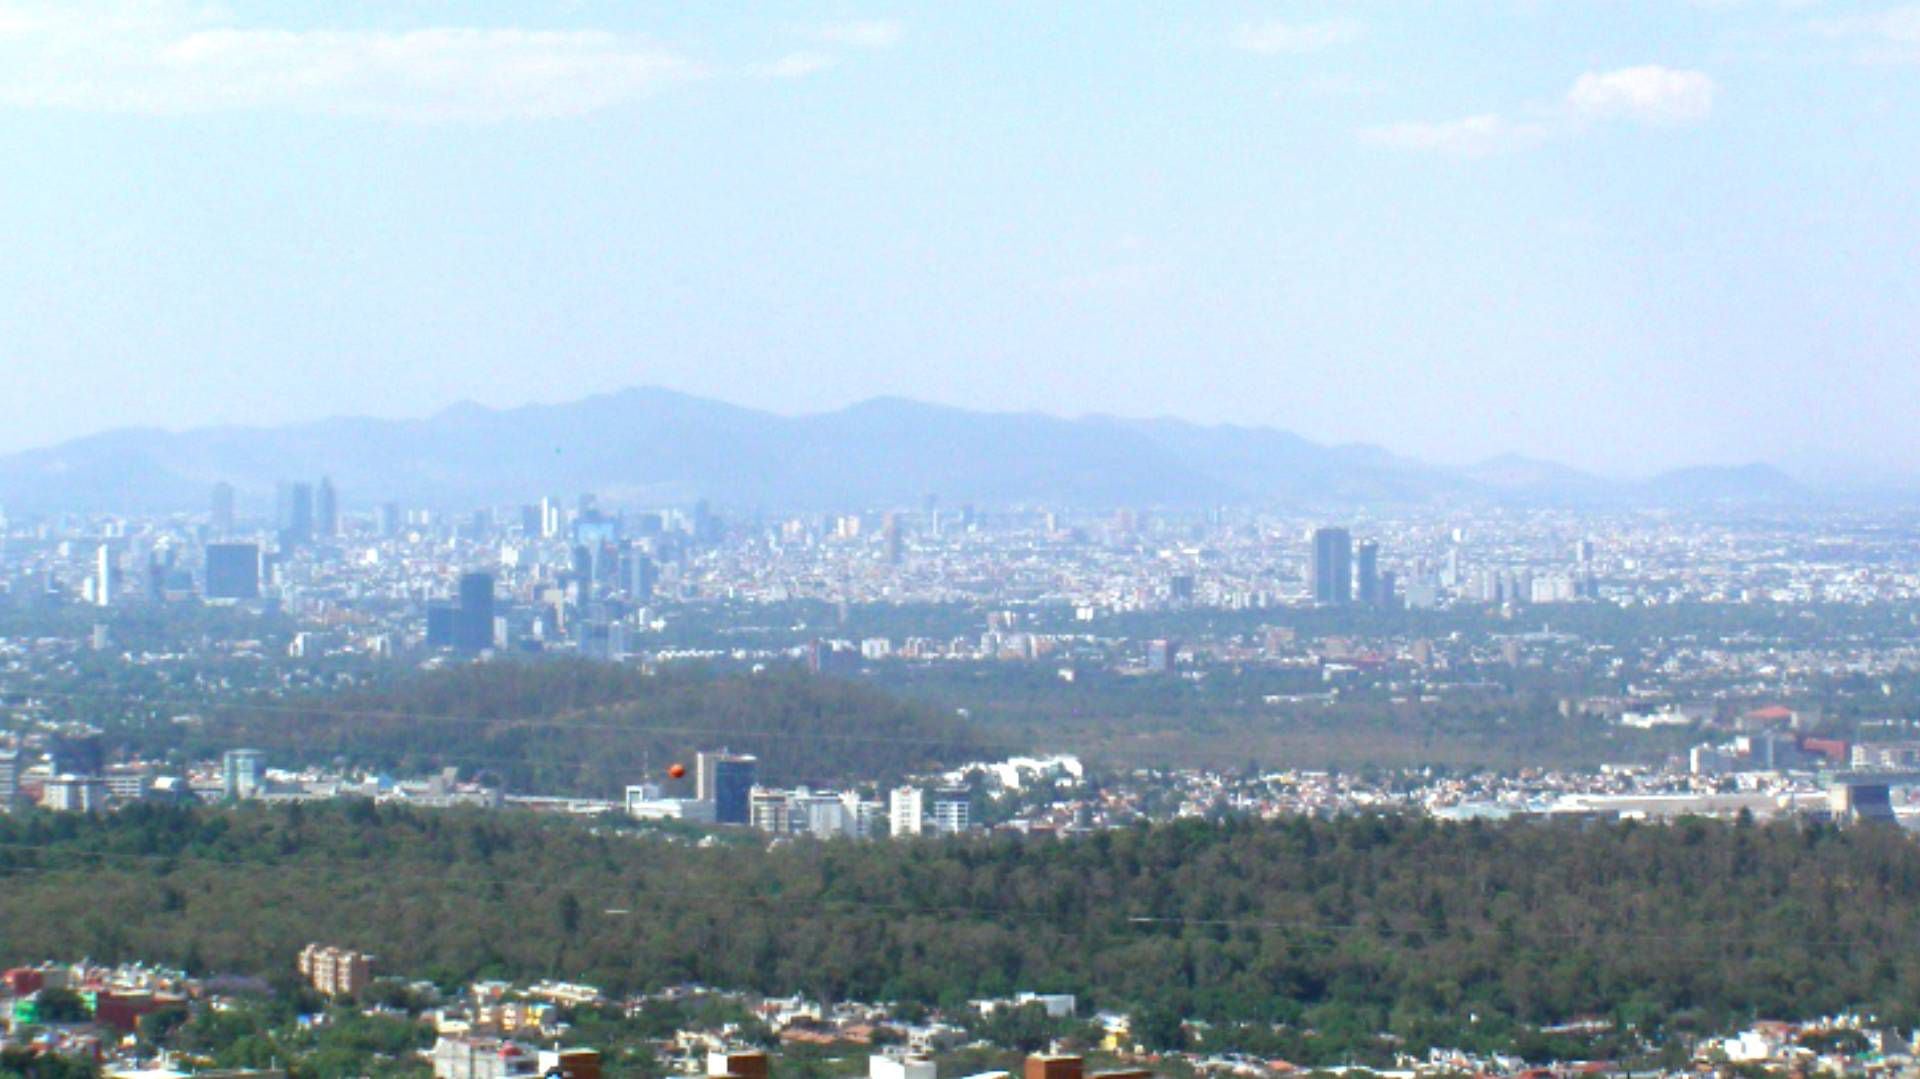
163, 661, 988, 792
2, 806, 1917, 1063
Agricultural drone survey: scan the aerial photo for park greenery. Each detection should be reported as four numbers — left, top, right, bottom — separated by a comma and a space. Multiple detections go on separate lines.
2, 804, 1919, 1065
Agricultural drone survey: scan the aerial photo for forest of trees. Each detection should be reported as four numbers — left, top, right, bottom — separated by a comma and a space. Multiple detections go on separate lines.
2, 805, 1918, 1063
151, 660, 989, 793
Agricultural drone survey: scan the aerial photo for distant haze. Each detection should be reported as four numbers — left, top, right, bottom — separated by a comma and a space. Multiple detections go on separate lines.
1, 3, 1917, 480
0, 387, 1812, 513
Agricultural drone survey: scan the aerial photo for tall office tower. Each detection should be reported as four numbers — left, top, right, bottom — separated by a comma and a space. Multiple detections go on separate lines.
929, 787, 971, 835
1576, 538, 1596, 565
92, 544, 115, 607
276, 481, 314, 545
222, 748, 264, 799
519, 505, 541, 536
624, 552, 657, 603
454, 571, 495, 651
205, 543, 262, 600
1356, 540, 1380, 607
695, 751, 756, 824
315, 476, 338, 539
379, 502, 402, 538
210, 482, 236, 536
425, 603, 456, 648
540, 496, 564, 538
883, 514, 903, 565
0, 749, 18, 812
888, 786, 925, 838
1311, 527, 1353, 606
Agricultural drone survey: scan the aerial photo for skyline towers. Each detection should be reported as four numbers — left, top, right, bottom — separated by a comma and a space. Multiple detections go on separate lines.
1357, 540, 1380, 607
1311, 526, 1353, 606
697, 750, 757, 825
454, 571, 496, 652
276, 481, 314, 546
205, 543, 262, 600
316, 476, 338, 539
94, 544, 115, 607
210, 482, 235, 536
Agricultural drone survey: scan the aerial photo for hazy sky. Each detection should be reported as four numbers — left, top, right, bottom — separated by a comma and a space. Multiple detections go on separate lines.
1, 1, 1917, 477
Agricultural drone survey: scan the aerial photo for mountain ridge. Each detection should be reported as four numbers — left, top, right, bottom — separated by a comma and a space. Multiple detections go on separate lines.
0, 387, 1807, 513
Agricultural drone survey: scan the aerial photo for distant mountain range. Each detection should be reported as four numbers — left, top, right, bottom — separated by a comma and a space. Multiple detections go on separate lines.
0, 387, 1810, 513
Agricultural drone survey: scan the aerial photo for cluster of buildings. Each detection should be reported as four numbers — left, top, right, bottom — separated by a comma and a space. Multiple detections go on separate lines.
297, 944, 373, 998
0, 961, 194, 1066
7, 943, 1920, 1079
13, 485, 1909, 669
620, 750, 972, 840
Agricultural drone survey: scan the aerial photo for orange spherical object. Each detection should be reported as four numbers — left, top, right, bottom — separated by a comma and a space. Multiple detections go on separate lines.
668, 763, 687, 780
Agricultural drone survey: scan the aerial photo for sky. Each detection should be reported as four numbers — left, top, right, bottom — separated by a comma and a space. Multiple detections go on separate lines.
0, 1, 1917, 479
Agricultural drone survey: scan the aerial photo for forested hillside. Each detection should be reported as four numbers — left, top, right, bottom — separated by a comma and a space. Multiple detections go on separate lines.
163, 661, 986, 792
3, 805, 1917, 1063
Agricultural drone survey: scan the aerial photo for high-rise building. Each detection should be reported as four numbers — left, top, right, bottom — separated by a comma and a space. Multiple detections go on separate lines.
930, 787, 971, 835
210, 482, 236, 536
696, 751, 756, 825
380, 502, 403, 538
882, 514, 903, 565
454, 572, 496, 651
94, 544, 116, 607
426, 603, 457, 648
0, 750, 18, 812
315, 477, 339, 539
888, 786, 924, 838
1311, 527, 1353, 606
223, 748, 264, 799
205, 543, 262, 600
623, 552, 657, 603
1356, 540, 1380, 607
277, 481, 314, 545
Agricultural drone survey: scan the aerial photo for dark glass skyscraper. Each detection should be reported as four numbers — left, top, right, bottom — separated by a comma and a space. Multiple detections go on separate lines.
697, 751, 756, 824
1311, 527, 1353, 606
205, 543, 262, 600
425, 603, 457, 648
454, 571, 495, 651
